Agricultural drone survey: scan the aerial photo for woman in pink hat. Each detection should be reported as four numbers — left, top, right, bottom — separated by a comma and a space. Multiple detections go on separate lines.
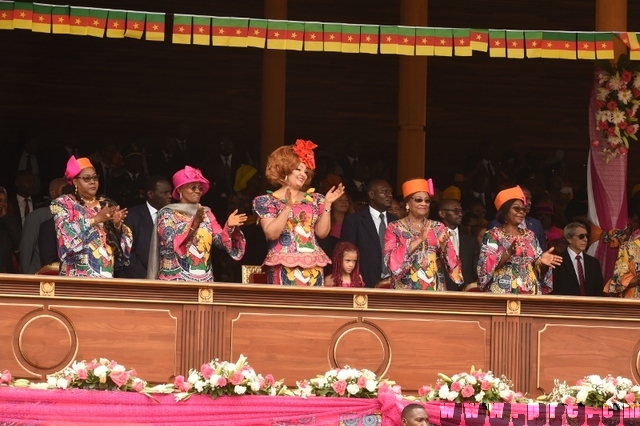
50, 156, 132, 278
147, 165, 247, 282
253, 139, 344, 286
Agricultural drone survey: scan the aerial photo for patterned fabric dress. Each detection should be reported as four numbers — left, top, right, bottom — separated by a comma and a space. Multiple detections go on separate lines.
156, 206, 245, 282
605, 229, 640, 298
477, 226, 552, 294
51, 195, 132, 278
384, 219, 462, 291
253, 190, 330, 286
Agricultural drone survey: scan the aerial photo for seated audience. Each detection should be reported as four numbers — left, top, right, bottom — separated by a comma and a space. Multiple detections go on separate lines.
552, 222, 603, 296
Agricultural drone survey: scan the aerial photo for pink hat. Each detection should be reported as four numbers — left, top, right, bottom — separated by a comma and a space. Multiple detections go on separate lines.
172, 166, 210, 200
65, 156, 94, 183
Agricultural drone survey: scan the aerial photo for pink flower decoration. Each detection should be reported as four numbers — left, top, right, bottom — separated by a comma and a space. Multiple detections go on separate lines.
461, 384, 475, 398
563, 396, 577, 406
0, 370, 11, 384
332, 380, 347, 396
292, 139, 317, 170
230, 372, 245, 385
109, 371, 130, 388
132, 379, 144, 392
200, 364, 214, 380
418, 385, 431, 397
620, 147, 628, 155
481, 380, 492, 391
625, 392, 636, 404
265, 374, 275, 386
77, 369, 88, 380
174, 375, 191, 392
450, 381, 462, 392
357, 376, 367, 388
217, 377, 227, 387
591, 140, 600, 148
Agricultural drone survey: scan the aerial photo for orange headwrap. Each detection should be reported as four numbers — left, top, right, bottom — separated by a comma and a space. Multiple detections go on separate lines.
402, 178, 434, 198
494, 185, 525, 211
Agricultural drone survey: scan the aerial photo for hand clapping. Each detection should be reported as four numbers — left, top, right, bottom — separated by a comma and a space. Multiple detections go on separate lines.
324, 183, 345, 204
226, 209, 248, 228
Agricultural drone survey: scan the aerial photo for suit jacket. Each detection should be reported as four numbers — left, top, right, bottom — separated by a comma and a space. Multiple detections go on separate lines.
147, 150, 185, 182
552, 250, 604, 296
117, 203, 154, 279
445, 229, 480, 291
487, 217, 547, 251
110, 171, 147, 208
19, 206, 52, 274
340, 208, 397, 288
8, 193, 44, 232
38, 217, 58, 267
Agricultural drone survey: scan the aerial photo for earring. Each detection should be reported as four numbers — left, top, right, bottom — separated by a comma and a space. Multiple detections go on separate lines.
179, 192, 183, 200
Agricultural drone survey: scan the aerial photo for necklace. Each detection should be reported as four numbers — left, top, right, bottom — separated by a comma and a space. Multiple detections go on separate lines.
82, 197, 97, 203
406, 216, 427, 235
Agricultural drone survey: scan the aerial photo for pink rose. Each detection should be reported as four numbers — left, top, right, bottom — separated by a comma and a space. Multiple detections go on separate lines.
132, 379, 144, 392
1, 370, 11, 384
481, 380, 492, 391
619, 121, 628, 129
628, 125, 638, 135
599, 121, 609, 130
576, 379, 584, 386
332, 380, 347, 396
435, 383, 442, 391
109, 371, 130, 388
596, 100, 606, 109
620, 147, 628, 155
461, 384, 475, 398
621, 71, 633, 82
450, 381, 462, 392
265, 374, 275, 386
633, 88, 640, 99
625, 393, 636, 404
418, 385, 431, 397
128, 369, 138, 377
258, 377, 265, 390
607, 127, 616, 137
174, 376, 191, 392
200, 364, 214, 380
217, 377, 227, 387
591, 140, 600, 148
608, 101, 618, 111
230, 372, 245, 385
77, 369, 88, 380
357, 376, 367, 388
108, 360, 118, 369
563, 396, 576, 405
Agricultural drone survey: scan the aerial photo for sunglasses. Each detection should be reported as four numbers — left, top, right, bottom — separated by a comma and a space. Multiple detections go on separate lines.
186, 184, 204, 192
441, 208, 463, 214
412, 197, 431, 204
78, 175, 99, 183
511, 206, 526, 213
575, 233, 589, 240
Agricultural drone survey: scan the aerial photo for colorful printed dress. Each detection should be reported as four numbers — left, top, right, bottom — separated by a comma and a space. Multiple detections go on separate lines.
253, 190, 331, 286
477, 226, 552, 294
605, 229, 640, 298
384, 219, 462, 291
156, 206, 245, 282
51, 195, 132, 278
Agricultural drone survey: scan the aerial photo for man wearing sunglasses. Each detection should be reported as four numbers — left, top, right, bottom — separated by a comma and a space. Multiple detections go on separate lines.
552, 222, 603, 296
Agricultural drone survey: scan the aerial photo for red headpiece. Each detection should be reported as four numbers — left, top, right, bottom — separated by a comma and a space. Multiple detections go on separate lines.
292, 139, 317, 170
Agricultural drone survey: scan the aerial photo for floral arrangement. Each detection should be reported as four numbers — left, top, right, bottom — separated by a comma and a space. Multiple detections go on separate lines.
173, 354, 287, 401
593, 66, 640, 162
45, 358, 147, 392
294, 366, 400, 398
540, 375, 640, 408
420, 367, 528, 404
1, 370, 11, 386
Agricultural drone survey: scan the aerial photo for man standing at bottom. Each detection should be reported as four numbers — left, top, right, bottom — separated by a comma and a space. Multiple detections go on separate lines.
341, 179, 396, 288
402, 403, 429, 426
117, 176, 172, 278
553, 222, 603, 296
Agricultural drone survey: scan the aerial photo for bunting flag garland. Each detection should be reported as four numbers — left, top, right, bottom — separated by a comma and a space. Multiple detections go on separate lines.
51, 5, 69, 34
0, 0, 638, 61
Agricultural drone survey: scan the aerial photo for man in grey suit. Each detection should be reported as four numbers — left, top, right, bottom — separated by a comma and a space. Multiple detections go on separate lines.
340, 179, 397, 288
438, 198, 480, 290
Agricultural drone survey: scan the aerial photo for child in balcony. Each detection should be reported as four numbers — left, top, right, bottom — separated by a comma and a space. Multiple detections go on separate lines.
324, 241, 364, 287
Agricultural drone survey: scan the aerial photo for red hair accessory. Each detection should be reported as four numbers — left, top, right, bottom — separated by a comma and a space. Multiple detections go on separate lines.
292, 139, 317, 170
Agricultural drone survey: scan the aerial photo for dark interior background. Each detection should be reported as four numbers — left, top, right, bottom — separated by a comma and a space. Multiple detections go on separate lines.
1, 0, 639, 191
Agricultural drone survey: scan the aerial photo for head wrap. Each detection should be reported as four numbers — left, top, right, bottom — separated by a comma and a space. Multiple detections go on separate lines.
402, 178, 434, 198
494, 185, 525, 211
233, 164, 258, 193
172, 165, 210, 200
534, 202, 555, 217
442, 185, 461, 201
65, 156, 94, 183
292, 139, 317, 170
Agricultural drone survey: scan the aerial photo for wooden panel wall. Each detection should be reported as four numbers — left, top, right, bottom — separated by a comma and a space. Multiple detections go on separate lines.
1, 0, 639, 188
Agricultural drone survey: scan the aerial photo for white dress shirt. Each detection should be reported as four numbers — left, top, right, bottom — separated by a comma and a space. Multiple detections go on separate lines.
146, 201, 158, 224
16, 194, 32, 225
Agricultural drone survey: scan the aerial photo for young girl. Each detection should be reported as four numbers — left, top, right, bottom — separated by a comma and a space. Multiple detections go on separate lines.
324, 241, 365, 287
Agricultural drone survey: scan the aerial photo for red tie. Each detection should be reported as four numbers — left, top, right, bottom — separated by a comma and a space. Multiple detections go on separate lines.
24, 197, 31, 215
576, 254, 586, 296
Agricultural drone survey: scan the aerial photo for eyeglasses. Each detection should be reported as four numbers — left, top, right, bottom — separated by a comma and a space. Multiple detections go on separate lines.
186, 184, 204, 192
511, 206, 526, 213
412, 197, 431, 204
441, 208, 463, 214
78, 175, 99, 183
574, 233, 589, 240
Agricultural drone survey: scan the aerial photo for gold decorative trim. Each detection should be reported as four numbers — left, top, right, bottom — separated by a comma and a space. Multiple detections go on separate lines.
198, 288, 214, 304
506, 300, 520, 316
241, 265, 263, 284
40, 282, 55, 297
353, 294, 368, 310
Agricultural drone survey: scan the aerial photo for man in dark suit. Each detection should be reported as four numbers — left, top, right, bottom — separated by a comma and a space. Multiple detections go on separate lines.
552, 222, 603, 296
9, 170, 44, 231
117, 176, 172, 279
340, 179, 396, 288
438, 199, 480, 291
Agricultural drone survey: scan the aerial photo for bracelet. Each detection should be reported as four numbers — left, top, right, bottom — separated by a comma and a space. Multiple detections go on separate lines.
324, 208, 331, 213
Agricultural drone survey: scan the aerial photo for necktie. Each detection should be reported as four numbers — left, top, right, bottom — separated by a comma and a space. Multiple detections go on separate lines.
450, 229, 459, 255
24, 197, 31, 216
379, 213, 389, 277
576, 255, 586, 296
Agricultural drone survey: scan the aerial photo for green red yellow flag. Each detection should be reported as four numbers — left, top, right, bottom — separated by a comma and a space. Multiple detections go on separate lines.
577, 33, 595, 60
398, 26, 416, 56
453, 28, 471, 56
304, 22, 323, 52
191, 16, 209, 45
525, 31, 542, 58
247, 19, 267, 48
286, 21, 304, 51
31, 3, 51, 33
434, 28, 453, 56
470, 29, 488, 52
172, 14, 191, 44
542, 32, 576, 59
125, 11, 144, 39
13, 1, 32, 30
266, 20, 286, 50
323, 23, 341, 52
488, 30, 506, 57
619, 32, 640, 50
213, 17, 249, 47
415, 27, 434, 56
506, 30, 524, 58
359, 24, 378, 54
145, 12, 164, 41
341, 23, 360, 53
87, 8, 108, 38
69, 7, 88, 35
594, 33, 614, 60
106, 10, 126, 38
51, 6, 69, 34
0, 0, 14, 30
379, 26, 398, 54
